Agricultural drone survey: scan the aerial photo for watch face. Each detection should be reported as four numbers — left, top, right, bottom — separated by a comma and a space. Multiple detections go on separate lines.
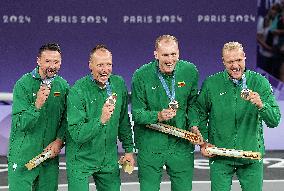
169, 100, 179, 110
240, 89, 252, 99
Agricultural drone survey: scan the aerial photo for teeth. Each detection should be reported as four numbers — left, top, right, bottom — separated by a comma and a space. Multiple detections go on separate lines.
232, 68, 240, 72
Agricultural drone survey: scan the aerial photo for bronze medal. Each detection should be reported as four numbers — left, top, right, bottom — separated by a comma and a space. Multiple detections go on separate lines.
240, 89, 252, 99
169, 100, 179, 110
107, 95, 116, 105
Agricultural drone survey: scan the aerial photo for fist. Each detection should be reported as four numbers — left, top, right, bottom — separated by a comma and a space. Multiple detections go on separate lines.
246, 91, 263, 109
35, 85, 51, 109
100, 101, 115, 124
158, 108, 176, 122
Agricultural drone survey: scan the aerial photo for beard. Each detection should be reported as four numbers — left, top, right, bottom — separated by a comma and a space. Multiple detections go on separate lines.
44, 67, 58, 78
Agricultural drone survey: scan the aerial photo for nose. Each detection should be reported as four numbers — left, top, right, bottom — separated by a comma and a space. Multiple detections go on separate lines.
233, 60, 240, 65
102, 65, 108, 71
101, 65, 111, 73
231, 62, 239, 68
166, 55, 176, 63
49, 61, 57, 68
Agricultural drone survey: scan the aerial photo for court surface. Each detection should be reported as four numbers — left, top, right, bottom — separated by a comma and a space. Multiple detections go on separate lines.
1, 151, 283, 191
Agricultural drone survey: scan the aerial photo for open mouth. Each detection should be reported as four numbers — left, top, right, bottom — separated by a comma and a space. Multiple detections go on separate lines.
230, 68, 242, 79
164, 63, 174, 69
231, 68, 242, 75
46, 68, 57, 76
165, 63, 173, 67
99, 73, 109, 81
232, 68, 241, 72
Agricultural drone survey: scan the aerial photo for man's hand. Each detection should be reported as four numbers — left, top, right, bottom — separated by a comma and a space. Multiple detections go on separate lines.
35, 85, 51, 109
119, 153, 135, 167
245, 91, 263, 109
44, 138, 63, 158
200, 142, 215, 158
158, 108, 176, 122
101, 102, 115, 124
190, 126, 204, 145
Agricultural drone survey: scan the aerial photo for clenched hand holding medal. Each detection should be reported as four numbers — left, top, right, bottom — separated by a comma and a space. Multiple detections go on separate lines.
239, 74, 263, 109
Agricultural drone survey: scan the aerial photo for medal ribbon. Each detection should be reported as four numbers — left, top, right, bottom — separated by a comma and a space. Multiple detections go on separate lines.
241, 74, 247, 90
105, 81, 112, 97
157, 70, 176, 102
231, 74, 247, 90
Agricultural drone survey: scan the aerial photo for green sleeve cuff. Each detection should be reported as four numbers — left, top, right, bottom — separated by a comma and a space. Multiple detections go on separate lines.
30, 103, 41, 116
189, 120, 200, 128
56, 135, 65, 142
153, 111, 159, 123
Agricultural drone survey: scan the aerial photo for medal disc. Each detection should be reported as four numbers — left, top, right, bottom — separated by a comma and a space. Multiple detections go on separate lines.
107, 95, 116, 105
240, 89, 252, 99
169, 100, 179, 110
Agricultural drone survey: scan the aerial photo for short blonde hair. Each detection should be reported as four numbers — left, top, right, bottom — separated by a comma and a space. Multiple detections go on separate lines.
222, 41, 244, 57
155, 35, 178, 50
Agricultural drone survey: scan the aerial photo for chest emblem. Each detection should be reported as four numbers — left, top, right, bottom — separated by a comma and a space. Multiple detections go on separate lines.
151, 86, 158, 90
12, 163, 17, 171
178, 81, 186, 87
54, 92, 61, 97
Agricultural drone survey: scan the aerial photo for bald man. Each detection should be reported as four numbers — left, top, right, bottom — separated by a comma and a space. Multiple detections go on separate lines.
131, 35, 200, 191
66, 44, 134, 191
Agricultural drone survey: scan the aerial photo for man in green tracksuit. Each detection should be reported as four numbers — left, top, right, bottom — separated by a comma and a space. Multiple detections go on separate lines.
191, 42, 281, 191
131, 35, 200, 191
8, 43, 69, 191
66, 44, 134, 191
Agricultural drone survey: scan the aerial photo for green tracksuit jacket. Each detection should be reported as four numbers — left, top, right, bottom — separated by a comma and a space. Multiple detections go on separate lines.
131, 60, 199, 152
191, 70, 281, 164
8, 68, 69, 190
66, 74, 134, 174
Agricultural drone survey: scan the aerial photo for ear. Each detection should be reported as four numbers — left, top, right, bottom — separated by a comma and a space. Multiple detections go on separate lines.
176, 50, 180, 60
154, 50, 158, 60
36, 57, 40, 66
88, 60, 92, 70
222, 57, 227, 66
